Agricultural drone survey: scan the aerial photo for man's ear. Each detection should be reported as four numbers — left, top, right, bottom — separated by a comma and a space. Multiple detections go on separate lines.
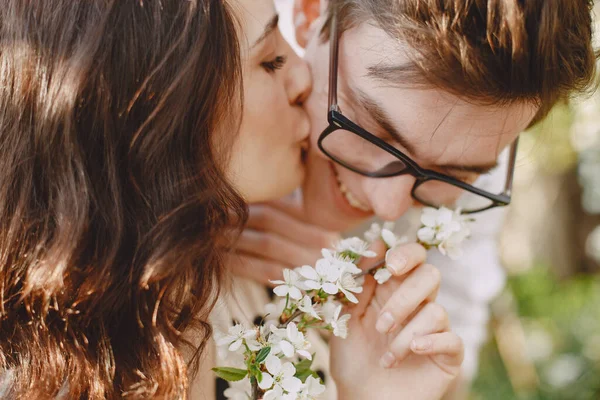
293, 0, 324, 48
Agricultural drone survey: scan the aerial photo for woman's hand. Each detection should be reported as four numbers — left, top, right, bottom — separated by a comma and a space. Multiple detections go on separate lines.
330, 243, 464, 400
231, 197, 340, 285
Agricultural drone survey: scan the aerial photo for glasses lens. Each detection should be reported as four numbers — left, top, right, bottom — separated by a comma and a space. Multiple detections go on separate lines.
321, 128, 407, 176
414, 151, 512, 212
414, 179, 495, 212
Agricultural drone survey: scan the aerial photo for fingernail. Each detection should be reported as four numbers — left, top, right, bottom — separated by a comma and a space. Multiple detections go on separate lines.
411, 337, 432, 352
376, 312, 395, 334
385, 250, 407, 275
379, 352, 396, 368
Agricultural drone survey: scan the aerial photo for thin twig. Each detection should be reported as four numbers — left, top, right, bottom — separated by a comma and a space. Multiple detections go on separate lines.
251, 378, 259, 399
355, 259, 386, 278
280, 310, 303, 328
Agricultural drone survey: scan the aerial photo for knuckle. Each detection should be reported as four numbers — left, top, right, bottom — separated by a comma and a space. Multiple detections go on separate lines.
390, 290, 411, 312
421, 263, 441, 285
249, 205, 266, 223
319, 232, 339, 249
426, 303, 448, 325
255, 235, 273, 254
266, 266, 284, 282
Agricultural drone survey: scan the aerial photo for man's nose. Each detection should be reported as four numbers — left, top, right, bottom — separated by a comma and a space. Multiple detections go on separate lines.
364, 175, 417, 222
285, 48, 312, 105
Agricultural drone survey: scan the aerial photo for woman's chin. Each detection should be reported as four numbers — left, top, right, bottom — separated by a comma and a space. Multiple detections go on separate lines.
243, 167, 304, 203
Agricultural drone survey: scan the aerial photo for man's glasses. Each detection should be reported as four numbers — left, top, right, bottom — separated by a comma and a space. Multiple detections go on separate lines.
317, 10, 518, 214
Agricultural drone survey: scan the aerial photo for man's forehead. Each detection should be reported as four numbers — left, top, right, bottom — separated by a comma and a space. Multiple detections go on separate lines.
338, 24, 535, 166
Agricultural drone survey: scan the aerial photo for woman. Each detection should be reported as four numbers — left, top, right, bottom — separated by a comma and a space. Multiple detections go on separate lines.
0, 0, 462, 399
0, 0, 308, 397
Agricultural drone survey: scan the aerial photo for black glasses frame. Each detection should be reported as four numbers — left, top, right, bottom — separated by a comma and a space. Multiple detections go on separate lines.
317, 11, 518, 214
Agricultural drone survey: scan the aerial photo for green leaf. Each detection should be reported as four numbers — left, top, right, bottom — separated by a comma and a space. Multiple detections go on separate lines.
294, 357, 314, 373
294, 356, 318, 382
256, 347, 271, 364
295, 368, 319, 383
212, 367, 248, 382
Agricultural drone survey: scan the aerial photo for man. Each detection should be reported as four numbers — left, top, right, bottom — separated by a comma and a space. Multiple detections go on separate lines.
234, 0, 596, 397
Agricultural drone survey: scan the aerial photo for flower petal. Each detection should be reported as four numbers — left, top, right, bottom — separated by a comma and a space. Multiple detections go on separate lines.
417, 227, 436, 243
298, 265, 318, 280
258, 373, 274, 390
279, 340, 295, 358
265, 355, 282, 375
280, 362, 297, 378
288, 286, 303, 300
281, 376, 303, 394
297, 350, 312, 360
273, 285, 289, 298
322, 282, 339, 295
228, 339, 242, 352
263, 386, 283, 400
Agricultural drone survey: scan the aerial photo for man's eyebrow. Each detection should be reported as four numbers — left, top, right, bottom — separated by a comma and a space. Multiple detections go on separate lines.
353, 87, 418, 155
436, 162, 499, 176
252, 14, 279, 48
353, 87, 499, 176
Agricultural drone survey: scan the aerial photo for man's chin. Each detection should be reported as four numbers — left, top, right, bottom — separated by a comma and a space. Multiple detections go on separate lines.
302, 158, 373, 232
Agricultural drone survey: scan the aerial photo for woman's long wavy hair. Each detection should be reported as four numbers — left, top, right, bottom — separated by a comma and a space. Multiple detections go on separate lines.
0, 1, 246, 398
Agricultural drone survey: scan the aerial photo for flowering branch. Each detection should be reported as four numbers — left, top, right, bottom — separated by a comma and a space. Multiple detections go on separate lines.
214, 207, 473, 399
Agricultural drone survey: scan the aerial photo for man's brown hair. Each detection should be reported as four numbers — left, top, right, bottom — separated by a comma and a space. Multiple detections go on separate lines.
328, 0, 597, 124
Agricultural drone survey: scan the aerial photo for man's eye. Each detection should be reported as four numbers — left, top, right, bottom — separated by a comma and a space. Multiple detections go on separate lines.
261, 55, 287, 73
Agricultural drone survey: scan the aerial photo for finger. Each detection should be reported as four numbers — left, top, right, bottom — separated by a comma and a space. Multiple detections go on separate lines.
236, 229, 319, 267
247, 204, 340, 249
375, 263, 441, 334
228, 253, 288, 286
382, 303, 449, 366
411, 332, 465, 368
384, 243, 427, 276
263, 196, 305, 220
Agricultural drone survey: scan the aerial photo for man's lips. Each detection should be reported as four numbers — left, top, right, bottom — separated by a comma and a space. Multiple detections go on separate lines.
328, 162, 373, 216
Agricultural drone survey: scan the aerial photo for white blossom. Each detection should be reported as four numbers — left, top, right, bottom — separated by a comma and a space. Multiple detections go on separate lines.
373, 267, 392, 284
381, 229, 407, 249
260, 356, 303, 398
223, 379, 251, 400
417, 207, 462, 244
271, 269, 304, 300
322, 303, 351, 338
335, 237, 377, 258
364, 222, 396, 243
297, 296, 321, 320
271, 322, 312, 360
364, 223, 382, 242
417, 207, 471, 259
215, 324, 257, 352
321, 249, 362, 275
263, 386, 296, 400
438, 225, 470, 260
336, 272, 363, 304
264, 299, 287, 323
298, 376, 326, 399
297, 259, 340, 294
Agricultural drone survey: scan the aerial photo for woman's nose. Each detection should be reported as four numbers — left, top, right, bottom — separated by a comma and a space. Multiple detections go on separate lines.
285, 48, 312, 105
364, 175, 417, 222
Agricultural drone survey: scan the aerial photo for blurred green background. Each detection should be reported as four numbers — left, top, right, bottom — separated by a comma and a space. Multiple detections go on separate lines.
469, 93, 600, 399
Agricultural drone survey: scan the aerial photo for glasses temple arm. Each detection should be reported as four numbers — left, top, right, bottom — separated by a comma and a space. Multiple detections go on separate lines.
503, 138, 519, 196
328, 12, 339, 112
